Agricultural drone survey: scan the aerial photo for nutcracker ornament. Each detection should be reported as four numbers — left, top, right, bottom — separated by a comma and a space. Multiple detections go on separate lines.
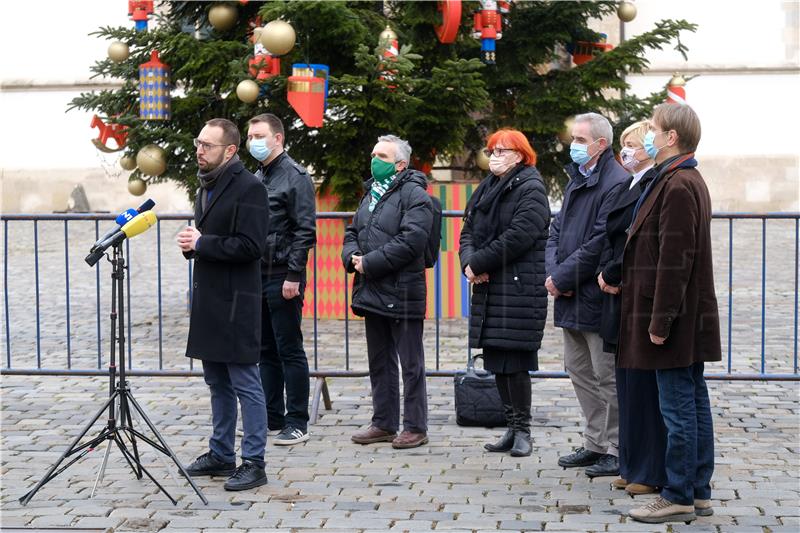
139, 51, 171, 120
666, 73, 687, 105
472, 1, 509, 64
128, 1, 154, 32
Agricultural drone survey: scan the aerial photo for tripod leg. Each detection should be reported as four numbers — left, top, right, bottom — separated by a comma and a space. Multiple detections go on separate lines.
19, 393, 117, 505
111, 433, 177, 506
125, 391, 208, 505
127, 405, 181, 489
119, 388, 143, 479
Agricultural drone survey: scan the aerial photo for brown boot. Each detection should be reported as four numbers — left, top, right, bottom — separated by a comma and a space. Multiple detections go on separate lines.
391, 431, 429, 449
626, 483, 658, 495
351, 426, 396, 444
611, 478, 629, 489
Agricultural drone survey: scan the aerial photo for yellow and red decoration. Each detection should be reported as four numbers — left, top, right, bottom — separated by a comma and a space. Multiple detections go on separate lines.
139, 51, 170, 120
571, 33, 613, 66
287, 64, 328, 128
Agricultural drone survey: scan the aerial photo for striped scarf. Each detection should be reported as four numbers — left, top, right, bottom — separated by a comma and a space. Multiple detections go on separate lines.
369, 173, 397, 212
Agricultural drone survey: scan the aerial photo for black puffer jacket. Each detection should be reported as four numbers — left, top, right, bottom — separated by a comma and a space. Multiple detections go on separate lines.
459, 164, 551, 353
341, 169, 434, 320
254, 152, 316, 281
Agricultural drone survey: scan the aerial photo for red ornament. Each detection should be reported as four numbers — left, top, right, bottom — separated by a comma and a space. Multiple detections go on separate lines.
435, 0, 462, 44
472, 0, 504, 64
128, 1, 154, 31
287, 66, 326, 128
379, 37, 399, 89
666, 74, 687, 105
572, 33, 614, 66
249, 54, 281, 80
90, 115, 128, 153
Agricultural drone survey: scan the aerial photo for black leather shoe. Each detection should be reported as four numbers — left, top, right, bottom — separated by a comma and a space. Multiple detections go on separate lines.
585, 454, 620, 478
509, 430, 532, 457
224, 460, 268, 491
484, 428, 515, 452
557, 447, 604, 468
185, 452, 235, 477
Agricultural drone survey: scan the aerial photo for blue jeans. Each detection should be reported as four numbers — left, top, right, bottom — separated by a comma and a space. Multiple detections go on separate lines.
259, 273, 310, 432
202, 361, 266, 467
655, 362, 714, 505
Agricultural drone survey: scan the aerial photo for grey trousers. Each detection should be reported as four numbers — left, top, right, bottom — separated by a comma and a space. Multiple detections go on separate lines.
364, 313, 428, 433
563, 328, 619, 456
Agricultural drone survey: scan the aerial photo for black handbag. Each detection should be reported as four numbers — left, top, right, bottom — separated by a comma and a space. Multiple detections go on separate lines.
454, 353, 506, 427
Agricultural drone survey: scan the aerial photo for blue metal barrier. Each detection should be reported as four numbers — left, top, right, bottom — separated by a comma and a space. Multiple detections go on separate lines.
1, 211, 798, 381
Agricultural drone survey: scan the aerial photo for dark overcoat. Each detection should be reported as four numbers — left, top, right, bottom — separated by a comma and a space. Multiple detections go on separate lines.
184, 160, 269, 364
617, 159, 722, 370
459, 164, 551, 362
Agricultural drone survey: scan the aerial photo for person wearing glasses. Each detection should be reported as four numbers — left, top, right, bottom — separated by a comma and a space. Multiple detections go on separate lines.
459, 129, 550, 457
546, 112, 628, 477
596, 120, 666, 497
178, 118, 271, 491
622, 104, 721, 524
246, 113, 316, 446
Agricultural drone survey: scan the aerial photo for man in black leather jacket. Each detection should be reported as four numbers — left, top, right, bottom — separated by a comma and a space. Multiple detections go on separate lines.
246, 113, 316, 446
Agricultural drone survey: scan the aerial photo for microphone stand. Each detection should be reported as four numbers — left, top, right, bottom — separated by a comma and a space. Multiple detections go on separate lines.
19, 242, 207, 505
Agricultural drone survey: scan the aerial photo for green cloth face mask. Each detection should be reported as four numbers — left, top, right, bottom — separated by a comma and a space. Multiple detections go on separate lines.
371, 157, 397, 184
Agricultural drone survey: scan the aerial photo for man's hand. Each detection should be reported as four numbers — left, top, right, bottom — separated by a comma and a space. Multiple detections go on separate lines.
650, 333, 667, 345
598, 272, 620, 295
545, 276, 561, 297
465, 265, 489, 284
177, 226, 201, 252
474, 272, 489, 284
282, 280, 301, 300
465, 265, 476, 283
352, 254, 364, 274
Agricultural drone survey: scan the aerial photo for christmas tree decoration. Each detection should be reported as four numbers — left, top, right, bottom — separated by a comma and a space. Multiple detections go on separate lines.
473, 0, 505, 64
128, 177, 147, 196
617, 1, 637, 23
475, 148, 490, 171
571, 33, 613, 66
435, 0, 462, 44
294, 64, 329, 108
287, 64, 327, 128
119, 155, 137, 171
208, 3, 238, 32
249, 23, 281, 80
260, 19, 296, 56
107, 41, 130, 63
128, 1, 154, 32
90, 115, 128, 153
236, 79, 260, 103
378, 26, 399, 88
557, 117, 575, 144
136, 144, 167, 176
139, 51, 171, 120
666, 73, 687, 104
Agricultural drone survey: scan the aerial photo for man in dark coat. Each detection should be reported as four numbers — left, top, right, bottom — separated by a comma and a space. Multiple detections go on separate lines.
545, 112, 628, 477
177, 118, 270, 491
342, 134, 433, 450
624, 104, 721, 524
246, 113, 316, 446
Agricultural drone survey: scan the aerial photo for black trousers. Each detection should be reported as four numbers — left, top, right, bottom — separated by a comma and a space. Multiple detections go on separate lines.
364, 312, 428, 433
259, 273, 310, 432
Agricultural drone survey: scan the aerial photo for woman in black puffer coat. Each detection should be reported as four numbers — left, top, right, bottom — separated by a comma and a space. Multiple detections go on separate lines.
459, 129, 551, 457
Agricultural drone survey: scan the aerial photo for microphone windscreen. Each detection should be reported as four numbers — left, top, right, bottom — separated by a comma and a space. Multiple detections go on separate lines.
115, 208, 138, 226
137, 199, 156, 213
121, 211, 158, 240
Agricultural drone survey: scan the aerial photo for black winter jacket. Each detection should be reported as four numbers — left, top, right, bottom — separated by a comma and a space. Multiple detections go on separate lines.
184, 160, 269, 364
254, 152, 316, 282
341, 169, 434, 320
459, 164, 551, 354
545, 148, 628, 332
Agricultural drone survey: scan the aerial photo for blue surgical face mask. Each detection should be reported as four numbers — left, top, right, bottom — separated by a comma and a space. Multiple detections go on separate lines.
248, 137, 272, 161
644, 130, 663, 160
569, 138, 600, 166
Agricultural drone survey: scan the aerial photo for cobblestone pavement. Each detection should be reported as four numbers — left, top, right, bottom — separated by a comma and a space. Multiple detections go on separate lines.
1, 375, 798, 532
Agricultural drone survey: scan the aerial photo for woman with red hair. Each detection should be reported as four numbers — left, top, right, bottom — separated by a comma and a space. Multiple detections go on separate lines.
459, 129, 550, 457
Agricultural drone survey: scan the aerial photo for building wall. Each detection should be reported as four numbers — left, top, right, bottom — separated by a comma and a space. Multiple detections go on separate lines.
1, 0, 798, 213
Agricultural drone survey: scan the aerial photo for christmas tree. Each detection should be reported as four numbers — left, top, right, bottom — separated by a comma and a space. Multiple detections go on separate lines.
72, 1, 696, 207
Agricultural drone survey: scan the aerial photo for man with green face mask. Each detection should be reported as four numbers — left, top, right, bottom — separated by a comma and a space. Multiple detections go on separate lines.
342, 134, 434, 450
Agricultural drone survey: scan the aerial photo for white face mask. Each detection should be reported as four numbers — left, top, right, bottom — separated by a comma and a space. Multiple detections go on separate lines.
488, 152, 520, 176
620, 146, 639, 171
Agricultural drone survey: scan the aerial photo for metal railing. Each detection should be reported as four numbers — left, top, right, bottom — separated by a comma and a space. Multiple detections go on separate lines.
2, 211, 799, 382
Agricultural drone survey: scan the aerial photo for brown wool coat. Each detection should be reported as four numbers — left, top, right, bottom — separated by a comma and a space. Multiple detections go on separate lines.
617, 165, 722, 370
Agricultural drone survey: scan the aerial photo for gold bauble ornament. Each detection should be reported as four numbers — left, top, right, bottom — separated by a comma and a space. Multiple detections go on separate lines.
557, 117, 575, 144
236, 79, 260, 103
208, 3, 238, 32
136, 144, 167, 177
259, 20, 296, 56
107, 41, 130, 63
668, 73, 687, 87
617, 1, 637, 23
379, 25, 398, 46
119, 155, 137, 171
475, 149, 490, 171
128, 177, 147, 197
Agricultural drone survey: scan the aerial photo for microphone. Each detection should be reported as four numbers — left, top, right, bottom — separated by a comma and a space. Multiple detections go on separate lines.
91, 199, 156, 252
85, 211, 158, 266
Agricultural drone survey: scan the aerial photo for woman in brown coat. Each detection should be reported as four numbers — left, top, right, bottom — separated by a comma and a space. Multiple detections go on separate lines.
619, 104, 721, 524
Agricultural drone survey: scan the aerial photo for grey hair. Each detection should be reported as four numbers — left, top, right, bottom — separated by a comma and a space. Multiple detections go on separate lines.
574, 112, 614, 145
377, 134, 412, 163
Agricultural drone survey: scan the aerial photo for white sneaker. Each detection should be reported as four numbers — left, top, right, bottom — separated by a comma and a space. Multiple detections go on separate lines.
272, 427, 309, 446
629, 496, 696, 524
